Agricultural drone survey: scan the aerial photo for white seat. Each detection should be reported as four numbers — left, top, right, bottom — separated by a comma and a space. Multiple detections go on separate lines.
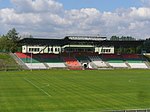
93, 61, 107, 67
109, 63, 128, 68
25, 63, 47, 69
128, 63, 148, 69
47, 63, 66, 68
89, 56, 107, 67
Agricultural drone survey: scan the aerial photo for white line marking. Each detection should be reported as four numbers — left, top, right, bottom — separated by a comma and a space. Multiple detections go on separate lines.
42, 83, 49, 88
23, 78, 51, 97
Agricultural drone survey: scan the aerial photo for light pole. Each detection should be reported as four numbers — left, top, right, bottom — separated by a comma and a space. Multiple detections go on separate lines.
30, 51, 33, 71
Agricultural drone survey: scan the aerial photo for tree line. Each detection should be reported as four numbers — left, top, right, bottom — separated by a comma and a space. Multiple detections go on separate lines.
110, 35, 150, 53
110, 36, 136, 41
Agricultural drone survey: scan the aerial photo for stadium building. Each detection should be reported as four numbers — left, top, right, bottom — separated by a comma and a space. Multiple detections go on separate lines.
15, 36, 149, 70
20, 36, 144, 54
20, 36, 114, 54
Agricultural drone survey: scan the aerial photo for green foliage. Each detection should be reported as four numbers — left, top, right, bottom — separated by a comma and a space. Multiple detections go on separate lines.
143, 38, 150, 53
110, 36, 136, 41
110, 36, 119, 40
115, 47, 138, 54
0, 35, 12, 52
120, 36, 135, 41
0, 28, 20, 52
110, 36, 142, 54
0, 70, 150, 111
6, 28, 20, 42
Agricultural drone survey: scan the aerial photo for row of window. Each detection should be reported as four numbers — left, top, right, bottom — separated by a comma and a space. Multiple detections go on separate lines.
29, 48, 40, 52
101, 49, 111, 53
28, 47, 111, 53
28, 48, 61, 52
48, 48, 61, 52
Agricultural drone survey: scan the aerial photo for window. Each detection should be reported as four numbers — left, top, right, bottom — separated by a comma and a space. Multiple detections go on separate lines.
29, 48, 31, 52
58, 48, 60, 52
101, 49, 105, 52
101, 49, 111, 53
48, 48, 51, 52
35, 48, 39, 52
55, 48, 57, 52
51, 48, 53, 52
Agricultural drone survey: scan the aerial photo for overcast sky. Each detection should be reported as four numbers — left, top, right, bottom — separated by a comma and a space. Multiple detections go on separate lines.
0, 0, 150, 39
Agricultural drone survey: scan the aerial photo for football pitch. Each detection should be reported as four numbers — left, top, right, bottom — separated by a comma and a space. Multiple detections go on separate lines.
0, 69, 150, 112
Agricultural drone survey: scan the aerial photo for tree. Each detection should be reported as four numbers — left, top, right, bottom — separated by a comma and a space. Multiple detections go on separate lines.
0, 28, 20, 53
110, 36, 119, 40
120, 36, 135, 41
143, 38, 150, 53
0, 35, 12, 52
110, 36, 135, 41
6, 28, 20, 42
5, 28, 20, 52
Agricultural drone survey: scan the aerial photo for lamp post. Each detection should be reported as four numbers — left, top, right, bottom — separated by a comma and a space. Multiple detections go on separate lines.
30, 51, 33, 71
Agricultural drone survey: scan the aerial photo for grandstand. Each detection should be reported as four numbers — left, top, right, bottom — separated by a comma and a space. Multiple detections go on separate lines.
63, 57, 82, 70
14, 36, 149, 70
101, 54, 128, 68
122, 54, 148, 69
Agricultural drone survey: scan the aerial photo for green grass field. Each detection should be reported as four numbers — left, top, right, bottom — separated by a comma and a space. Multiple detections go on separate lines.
0, 69, 150, 112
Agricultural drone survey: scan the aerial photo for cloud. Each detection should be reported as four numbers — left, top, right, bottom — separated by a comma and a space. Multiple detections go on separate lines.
11, 0, 63, 13
141, 0, 150, 7
0, 0, 150, 39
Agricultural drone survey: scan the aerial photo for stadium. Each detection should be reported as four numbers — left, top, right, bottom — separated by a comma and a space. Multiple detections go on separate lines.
13, 36, 149, 70
0, 35, 150, 112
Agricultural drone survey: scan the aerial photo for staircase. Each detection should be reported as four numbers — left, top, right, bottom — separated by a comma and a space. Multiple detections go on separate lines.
125, 62, 131, 69
10, 53, 29, 69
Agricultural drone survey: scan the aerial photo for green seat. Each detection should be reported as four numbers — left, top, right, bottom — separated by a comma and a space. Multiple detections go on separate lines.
127, 60, 143, 63
21, 58, 40, 63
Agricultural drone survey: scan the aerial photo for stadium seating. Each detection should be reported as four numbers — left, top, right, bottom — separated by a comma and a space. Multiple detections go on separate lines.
25, 63, 47, 69
63, 57, 82, 70
39, 54, 66, 68
129, 63, 148, 69
15, 52, 31, 58
75, 56, 90, 63
16, 53, 40, 63
101, 54, 123, 62
15, 53, 67, 69
100, 54, 128, 68
122, 54, 148, 69
46, 63, 66, 68
89, 56, 102, 61
109, 63, 128, 68
15, 52, 149, 70
88, 56, 108, 67
122, 54, 145, 62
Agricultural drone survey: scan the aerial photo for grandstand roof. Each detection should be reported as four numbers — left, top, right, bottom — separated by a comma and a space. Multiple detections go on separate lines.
19, 38, 66, 46
19, 37, 144, 47
65, 36, 106, 41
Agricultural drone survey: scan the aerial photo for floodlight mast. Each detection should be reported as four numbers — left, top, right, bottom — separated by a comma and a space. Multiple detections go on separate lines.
30, 51, 32, 71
